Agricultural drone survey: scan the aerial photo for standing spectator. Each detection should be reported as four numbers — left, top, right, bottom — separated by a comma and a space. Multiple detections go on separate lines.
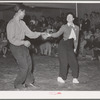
84, 35, 95, 59
82, 13, 90, 31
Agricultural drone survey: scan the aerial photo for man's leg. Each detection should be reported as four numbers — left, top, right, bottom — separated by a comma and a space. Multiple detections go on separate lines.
25, 50, 35, 85
58, 40, 68, 81
68, 49, 79, 83
10, 45, 29, 89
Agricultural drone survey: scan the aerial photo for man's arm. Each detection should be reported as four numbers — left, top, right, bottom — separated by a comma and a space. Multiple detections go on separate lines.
51, 25, 64, 38
41, 25, 64, 40
22, 21, 41, 39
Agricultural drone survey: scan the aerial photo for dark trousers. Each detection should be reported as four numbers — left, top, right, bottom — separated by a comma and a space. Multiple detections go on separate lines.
10, 44, 34, 88
58, 39, 79, 80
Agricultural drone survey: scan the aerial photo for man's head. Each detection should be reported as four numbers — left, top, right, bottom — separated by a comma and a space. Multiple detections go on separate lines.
66, 12, 74, 23
14, 4, 25, 20
84, 13, 88, 20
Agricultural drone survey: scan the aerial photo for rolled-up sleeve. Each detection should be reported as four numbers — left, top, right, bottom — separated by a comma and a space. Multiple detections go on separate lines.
22, 21, 41, 39
7, 22, 24, 46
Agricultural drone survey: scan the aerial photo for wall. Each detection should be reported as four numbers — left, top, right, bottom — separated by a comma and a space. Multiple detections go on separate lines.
78, 3, 100, 19
2, 10, 15, 22
0, 12, 3, 20
1, 3, 100, 22
26, 7, 75, 20
1, 7, 75, 23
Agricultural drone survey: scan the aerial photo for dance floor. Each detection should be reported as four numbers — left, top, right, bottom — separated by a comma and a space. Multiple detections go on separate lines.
0, 52, 100, 91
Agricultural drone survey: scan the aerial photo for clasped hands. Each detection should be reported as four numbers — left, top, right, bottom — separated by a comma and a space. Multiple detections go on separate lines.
41, 32, 51, 40
23, 32, 51, 47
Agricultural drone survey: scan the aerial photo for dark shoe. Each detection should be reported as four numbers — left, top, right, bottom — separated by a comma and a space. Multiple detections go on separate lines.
14, 84, 26, 90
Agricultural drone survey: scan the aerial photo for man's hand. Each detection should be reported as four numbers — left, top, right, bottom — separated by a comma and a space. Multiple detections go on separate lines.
23, 41, 31, 47
41, 33, 51, 40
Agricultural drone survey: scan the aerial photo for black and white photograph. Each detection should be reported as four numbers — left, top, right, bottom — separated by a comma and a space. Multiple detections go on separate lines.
0, 0, 100, 99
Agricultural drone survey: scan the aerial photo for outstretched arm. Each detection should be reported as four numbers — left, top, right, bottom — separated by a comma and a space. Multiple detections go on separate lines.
41, 25, 64, 39
22, 21, 43, 39
51, 26, 64, 38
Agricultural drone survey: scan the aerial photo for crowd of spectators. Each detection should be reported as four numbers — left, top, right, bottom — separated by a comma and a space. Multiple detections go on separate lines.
0, 11, 100, 60
79, 11, 100, 60
23, 13, 66, 57
0, 19, 8, 58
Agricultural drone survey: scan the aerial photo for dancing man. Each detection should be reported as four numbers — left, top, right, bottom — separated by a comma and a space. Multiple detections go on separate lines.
43, 12, 79, 84
6, 4, 45, 90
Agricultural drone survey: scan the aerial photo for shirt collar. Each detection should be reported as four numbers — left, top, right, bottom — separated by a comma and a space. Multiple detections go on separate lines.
67, 23, 75, 27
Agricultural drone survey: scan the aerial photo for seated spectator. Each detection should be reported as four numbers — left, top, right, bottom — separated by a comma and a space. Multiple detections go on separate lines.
86, 29, 93, 39
94, 28, 100, 39
46, 24, 53, 33
84, 35, 95, 50
0, 31, 8, 58
51, 42, 58, 57
43, 41, 52, 56
79, 29, 92, 57
39, 16, 48, 32
80, 30, 93, 57
93, 36, 100, 61
84, 35, 95, 59
40, 24, 53, 56
79, 30, 88, 57
29, 19, 36, 31
40, 42, 46, 56
53, 16, 63, 31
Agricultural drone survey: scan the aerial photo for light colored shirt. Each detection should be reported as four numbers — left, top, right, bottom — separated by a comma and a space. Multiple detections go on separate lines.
7, 18, 41, 46
68, 23, 76, 40
69, 28, 76, 40
51, 23, 79, 50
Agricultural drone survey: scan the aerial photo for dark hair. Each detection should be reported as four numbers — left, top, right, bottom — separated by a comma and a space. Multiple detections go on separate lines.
14, 3, 25, 12
66, 12, 75, 18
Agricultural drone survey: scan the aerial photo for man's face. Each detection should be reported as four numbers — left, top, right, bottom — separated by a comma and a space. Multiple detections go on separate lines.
18, 10, 25, 19
67, 14, 74, 23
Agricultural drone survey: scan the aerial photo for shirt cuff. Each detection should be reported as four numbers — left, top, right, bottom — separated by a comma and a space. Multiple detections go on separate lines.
21, 40, 24, 45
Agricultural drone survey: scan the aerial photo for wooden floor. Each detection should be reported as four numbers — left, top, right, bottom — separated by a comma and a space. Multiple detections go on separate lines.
0, 53, 100, 91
